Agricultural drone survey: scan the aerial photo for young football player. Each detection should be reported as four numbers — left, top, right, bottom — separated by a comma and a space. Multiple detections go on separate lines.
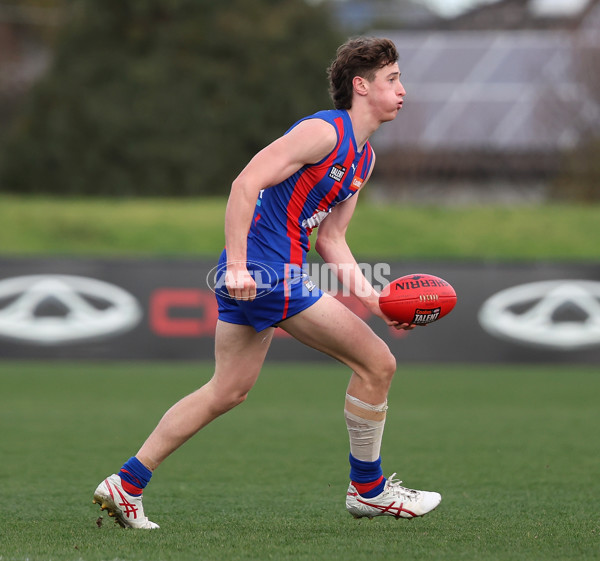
93, 36, 441, 529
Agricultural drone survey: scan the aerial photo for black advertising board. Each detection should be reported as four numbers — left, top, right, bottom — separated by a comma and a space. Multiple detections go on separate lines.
0, 257, 599, 363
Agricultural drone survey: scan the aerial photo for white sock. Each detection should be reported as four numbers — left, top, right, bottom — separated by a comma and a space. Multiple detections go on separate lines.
344, 393, 387, 462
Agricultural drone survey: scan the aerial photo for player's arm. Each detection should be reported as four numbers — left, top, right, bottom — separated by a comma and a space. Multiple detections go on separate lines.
314, 191, 384, 317
315, 161, 412, 329
224, 119, 337, 300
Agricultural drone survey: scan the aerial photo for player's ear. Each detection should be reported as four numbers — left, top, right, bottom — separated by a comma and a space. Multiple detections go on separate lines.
352, 75, 369, 97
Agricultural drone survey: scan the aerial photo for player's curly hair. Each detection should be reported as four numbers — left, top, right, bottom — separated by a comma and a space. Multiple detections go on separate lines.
328, 37, 399, 110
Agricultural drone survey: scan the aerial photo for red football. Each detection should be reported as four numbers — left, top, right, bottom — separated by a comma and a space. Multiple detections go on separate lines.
379, 273, 457, 325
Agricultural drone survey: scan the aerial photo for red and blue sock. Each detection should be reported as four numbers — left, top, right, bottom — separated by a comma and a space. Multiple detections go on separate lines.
118, 456, 152, 497
349, 454, 386, 498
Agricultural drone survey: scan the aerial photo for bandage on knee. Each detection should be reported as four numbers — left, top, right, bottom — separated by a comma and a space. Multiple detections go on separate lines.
344, 394, 387, 462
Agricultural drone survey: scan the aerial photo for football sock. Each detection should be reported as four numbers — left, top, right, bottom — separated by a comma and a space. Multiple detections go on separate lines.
118, 456, 153, 496
344, 393, 387, 462
349, 454, 386, 498
345, 394, 389, 498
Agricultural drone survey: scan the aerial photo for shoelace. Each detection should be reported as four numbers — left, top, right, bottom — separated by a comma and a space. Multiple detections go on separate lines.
386, 473, 421, 501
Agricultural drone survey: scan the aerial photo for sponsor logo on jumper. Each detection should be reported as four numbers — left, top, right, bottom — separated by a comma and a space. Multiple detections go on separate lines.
329, 164, 346, 182
352, 177, 363, 189
302, 209, 330, 229
478, 280, 600, 350
0, 275, 141, 345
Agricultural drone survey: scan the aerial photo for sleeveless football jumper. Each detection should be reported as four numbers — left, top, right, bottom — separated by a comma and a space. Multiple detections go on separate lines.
216, 109, 374, 331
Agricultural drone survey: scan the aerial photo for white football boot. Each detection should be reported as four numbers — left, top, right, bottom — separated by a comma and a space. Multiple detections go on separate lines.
346, 474, 441, 519
93, 474, 159, 529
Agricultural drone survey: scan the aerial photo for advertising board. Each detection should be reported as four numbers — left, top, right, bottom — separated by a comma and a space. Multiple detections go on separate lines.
0, 258, 599, 363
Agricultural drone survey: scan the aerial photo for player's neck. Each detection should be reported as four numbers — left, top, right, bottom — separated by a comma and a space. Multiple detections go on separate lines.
346, 107, 381, 152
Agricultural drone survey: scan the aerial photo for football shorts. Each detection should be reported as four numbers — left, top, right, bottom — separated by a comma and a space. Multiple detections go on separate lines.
213, 249, 323, 332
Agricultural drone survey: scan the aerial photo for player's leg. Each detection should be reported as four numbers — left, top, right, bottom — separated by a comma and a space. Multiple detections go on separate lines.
136, 320, 274, 469
93, 320, 274, 528
279, 293, 441, 519
279, 293, 396, 406
279, 292, 393, 464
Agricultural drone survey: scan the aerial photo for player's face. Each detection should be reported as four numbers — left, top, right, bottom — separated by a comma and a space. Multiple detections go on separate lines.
369, 62, 406, 122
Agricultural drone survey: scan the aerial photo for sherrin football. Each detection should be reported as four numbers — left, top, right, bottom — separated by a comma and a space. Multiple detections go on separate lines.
379, 274, 457, 325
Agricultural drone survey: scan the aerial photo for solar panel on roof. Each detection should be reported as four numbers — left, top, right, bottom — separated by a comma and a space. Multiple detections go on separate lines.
371, 29, 600, 152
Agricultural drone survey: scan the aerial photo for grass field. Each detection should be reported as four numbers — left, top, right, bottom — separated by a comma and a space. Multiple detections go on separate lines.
0, 362, 598, 561
1, 195, 599, 261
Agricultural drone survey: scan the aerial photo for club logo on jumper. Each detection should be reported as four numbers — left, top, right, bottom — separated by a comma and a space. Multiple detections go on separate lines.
328, 164, 347, 182
413, 307, 441, 324
207, 261, 279, 300
0, 275, 142, 345
478, 280, 600, 350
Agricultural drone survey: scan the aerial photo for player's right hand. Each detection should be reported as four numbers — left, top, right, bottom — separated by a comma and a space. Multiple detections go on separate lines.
379, 311, 417, 331
225, 265, 257, 301
367, 295, 417, 330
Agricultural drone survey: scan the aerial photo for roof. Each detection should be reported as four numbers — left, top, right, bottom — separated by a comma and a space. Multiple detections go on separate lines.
441, 0, 597, 30
371, 28, 600, 154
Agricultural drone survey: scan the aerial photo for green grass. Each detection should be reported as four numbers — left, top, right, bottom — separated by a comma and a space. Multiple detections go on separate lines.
348, 203, 600, 261
0, 362, 598, 561
1, 194, 599, 260
0, 196, 227, 257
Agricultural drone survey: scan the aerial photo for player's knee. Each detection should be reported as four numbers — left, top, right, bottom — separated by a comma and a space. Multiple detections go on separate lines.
234, 390, 250, 406
362, 345, 396, 390
378, 347, 397, 385
222, 390, 249, 411
385, 348, 397, 376
207, 384, 251, 416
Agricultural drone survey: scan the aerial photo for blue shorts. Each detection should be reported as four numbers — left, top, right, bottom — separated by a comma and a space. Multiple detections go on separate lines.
213, 250, 323, 332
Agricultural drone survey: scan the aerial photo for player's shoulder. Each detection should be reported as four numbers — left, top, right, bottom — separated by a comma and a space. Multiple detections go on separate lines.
284, 114, 338, 161
308, 108, 346, 123
288, 109, 346, 136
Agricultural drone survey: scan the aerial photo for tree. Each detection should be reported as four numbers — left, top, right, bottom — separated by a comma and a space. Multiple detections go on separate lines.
0, 0, 342, 196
